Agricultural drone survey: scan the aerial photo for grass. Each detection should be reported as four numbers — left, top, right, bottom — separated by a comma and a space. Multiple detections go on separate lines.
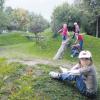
0, 30, 75, 61
0, 30, 61, 59
0, 30, 100, 99
0, 30, 100, 69
0, 30, 100, 63
0, 32, 30, 46
0, 59, 99, 100
84, 35, 100, 64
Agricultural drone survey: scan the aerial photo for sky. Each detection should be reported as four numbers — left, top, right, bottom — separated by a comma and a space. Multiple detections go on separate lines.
5, 0, 74, 21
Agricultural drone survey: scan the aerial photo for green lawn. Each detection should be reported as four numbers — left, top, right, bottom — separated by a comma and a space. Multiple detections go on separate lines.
0, 59, 99, 100
84, 35, 100, 65
0, 30, 100, 99
0, 32, 30, 46
0, 30, 100, 63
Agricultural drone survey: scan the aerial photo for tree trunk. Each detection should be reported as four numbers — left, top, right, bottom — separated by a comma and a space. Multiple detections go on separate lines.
96, 18, 98, 37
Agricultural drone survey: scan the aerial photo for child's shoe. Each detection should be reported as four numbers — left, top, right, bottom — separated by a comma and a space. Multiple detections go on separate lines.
49, 71, 60, 79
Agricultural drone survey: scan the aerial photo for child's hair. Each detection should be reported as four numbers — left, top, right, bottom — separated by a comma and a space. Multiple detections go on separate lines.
79, 57, 93, 66
63, 24, 67, 27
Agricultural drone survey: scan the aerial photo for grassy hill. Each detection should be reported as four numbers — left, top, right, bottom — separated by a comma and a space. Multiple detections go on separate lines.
0, 32, 30, 46
0, 30, 100, 64
0, 30, 100, 99
84, 35, 100, 64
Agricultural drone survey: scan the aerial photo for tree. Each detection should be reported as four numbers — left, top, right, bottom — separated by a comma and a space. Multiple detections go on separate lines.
0, 0, 9, 33
29, 14, 49, 33
89, 0, 100, 37
28, 13, 49, 44
0, 1, 49, 33
0, 11, 9, 33
51, 3, 70, 36
6, 8, 30, 31
74, 0, 100, 37
0, 0, 5, 10
51, 3, 81, 37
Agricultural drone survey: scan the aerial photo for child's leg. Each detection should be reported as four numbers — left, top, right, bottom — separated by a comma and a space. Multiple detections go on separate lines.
73, 50, 77, 57
50, 72, 96, 98
74, 49, 79, 57
71, 49, 74, 54
60, 73, 87, 94
49, 72, 75, 81
62, 35, 67, 41
71, 49, 77, 57
75, 75, 86, 94
75, 75, 96, 98
79, 40, 83, 50
59, 72, 77, 81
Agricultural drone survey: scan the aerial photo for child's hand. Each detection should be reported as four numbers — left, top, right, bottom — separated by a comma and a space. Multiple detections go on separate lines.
59, 66, 69, 73
58, 29, 62, 33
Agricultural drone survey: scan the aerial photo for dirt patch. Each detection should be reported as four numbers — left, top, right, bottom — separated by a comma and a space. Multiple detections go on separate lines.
8, 58, 75, 69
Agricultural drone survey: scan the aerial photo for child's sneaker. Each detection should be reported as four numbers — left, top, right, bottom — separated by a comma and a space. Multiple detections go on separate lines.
49, 71, 60, 79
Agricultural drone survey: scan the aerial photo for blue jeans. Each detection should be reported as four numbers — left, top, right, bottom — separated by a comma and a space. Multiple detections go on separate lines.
79, 40, 83, 50
62, 35, 67, 41
59, 73, 86, 94
71, 48, 79, 57
59, 73, 96, 98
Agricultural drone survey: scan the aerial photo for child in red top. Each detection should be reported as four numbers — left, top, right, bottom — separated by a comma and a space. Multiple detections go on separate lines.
75, 33, 83, 50
58, 24, 69, 41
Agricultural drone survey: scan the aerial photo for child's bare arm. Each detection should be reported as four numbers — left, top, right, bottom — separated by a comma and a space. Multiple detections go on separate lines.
58, 29, 62, 33
71, 64, 80, 70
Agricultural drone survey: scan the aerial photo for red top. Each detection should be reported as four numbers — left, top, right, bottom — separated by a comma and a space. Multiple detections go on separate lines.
78, 34, 83, 41
60, 27, 68, 36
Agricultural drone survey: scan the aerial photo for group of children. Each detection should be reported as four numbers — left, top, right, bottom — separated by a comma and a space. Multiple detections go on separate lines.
49, 22, 98, 98
58, 22, 83, 58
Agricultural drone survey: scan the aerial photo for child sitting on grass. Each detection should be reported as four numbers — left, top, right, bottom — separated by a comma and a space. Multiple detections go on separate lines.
70, 43, 81, 58
74, 33, 83, 50
49, 50, 97, 98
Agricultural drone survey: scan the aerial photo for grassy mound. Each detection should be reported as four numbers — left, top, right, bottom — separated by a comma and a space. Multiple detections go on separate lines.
0, 30, 100, 99
0, 30, 100, 64
0, 32, 30, 46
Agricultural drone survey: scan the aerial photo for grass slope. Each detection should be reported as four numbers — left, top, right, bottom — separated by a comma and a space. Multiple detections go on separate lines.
0, 30, 100, 99
0, 30, 100, 64
84, 35, 100, 64
0, 32, 30, 46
